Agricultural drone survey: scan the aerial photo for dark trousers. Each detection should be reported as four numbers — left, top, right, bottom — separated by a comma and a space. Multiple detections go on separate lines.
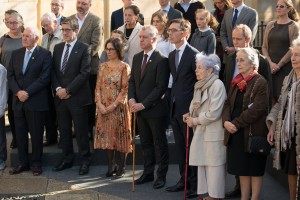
45, 88, 58, 143
0, 117, 6, 161
14, 110, 45, 166
88, 74, 97, 135
56, 102, 90, 164
171, 104, 197, 190
137, 113, 169, 178
7, 90, 16, 141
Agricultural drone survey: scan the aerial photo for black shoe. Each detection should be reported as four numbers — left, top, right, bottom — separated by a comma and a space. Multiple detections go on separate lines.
106, 164, 118, 177
79, 164, 89, 175
186, 189, 198, 199
153, 177, 166, 189
9, 164, 30, 175
10, 140, 17, 149
115, 167, 125, 178
134, 173, 154, 185
43, 140, 57, 147
225, 188, 241, 199
52, 161, 73, 172
165, 179, 184, 192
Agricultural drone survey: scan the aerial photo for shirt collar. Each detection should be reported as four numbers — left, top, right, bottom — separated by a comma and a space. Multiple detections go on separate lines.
65, 39, 77, 47
177, 41, 187, 51
144, 48, 155, 58
161, 3, 171, 12
26, 45, 37, 53
234, 3, 244, 13
76, 12, 89, 21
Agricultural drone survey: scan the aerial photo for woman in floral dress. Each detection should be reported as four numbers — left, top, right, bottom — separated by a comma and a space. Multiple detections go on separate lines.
94, 38, 132, 178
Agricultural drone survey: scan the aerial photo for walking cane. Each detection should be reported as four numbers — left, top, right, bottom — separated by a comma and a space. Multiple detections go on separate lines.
132, 113, 136, 192
184, 124, 189, 200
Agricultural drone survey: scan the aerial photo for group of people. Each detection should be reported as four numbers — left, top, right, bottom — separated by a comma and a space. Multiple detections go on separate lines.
0, 0, 300, 200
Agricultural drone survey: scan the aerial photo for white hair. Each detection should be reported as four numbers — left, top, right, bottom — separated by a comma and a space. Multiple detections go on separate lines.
141, 25, 158, 38
25, 27, 40, 39
195, 52, 221, 75
236, 47, 259, 70
41, 12, 57, 23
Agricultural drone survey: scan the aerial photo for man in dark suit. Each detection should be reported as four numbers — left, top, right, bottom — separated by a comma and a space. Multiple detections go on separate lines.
7, 27, 52, 176
51, 18, 92, 175
220, 0, 258, 56
129, 25, 170, 189
110, 0, 145, 31
165, 19, 199, 199
70, 0, 102, 138
223, 24, 272, 199
158, 0, 183, 21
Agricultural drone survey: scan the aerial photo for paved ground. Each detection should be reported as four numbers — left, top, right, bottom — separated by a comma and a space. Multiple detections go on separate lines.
0, 129, 290, 200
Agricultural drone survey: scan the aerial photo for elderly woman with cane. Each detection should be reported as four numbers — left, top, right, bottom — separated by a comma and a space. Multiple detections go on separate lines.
266, 36, 300, 200
183, 53, 227, 199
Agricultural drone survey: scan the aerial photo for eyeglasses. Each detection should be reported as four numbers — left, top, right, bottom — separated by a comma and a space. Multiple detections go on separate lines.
105, 48, 116, 52
276, 4, 287, 8
6, 21, 19, 26
167, 28, 183, 34
61, 28, 73, 32
50, 3, 62, 7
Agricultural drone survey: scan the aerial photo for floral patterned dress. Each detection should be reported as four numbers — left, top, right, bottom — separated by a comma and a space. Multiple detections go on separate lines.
94, 61, 132, 153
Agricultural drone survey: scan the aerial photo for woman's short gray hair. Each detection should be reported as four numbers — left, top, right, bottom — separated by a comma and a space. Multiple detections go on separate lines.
236, 47, 259, 70
291, 35, 300, 49
195, 52, 221, 75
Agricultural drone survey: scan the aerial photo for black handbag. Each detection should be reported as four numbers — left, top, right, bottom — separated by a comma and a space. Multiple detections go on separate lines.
246, 77, 271, 156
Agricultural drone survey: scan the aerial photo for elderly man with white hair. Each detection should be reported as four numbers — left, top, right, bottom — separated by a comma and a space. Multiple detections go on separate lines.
7, 27, 52, 176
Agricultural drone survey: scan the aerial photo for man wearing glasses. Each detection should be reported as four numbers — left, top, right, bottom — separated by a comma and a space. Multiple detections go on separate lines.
50, 0, 66, 26
165, 18, 199, 199
51, 18, 92, 175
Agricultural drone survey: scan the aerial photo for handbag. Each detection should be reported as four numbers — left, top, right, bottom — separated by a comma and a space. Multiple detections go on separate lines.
246, 77, 271, 156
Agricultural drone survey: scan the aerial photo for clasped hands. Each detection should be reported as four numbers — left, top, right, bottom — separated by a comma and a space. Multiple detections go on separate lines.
183, 113, 197, 127
56, 88, 71, 100
98, 103, 116, 115
17, 90, 29, 102
129, 99, 144, 113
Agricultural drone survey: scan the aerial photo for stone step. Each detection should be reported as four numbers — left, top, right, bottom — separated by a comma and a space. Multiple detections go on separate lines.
10, 130, 178, 166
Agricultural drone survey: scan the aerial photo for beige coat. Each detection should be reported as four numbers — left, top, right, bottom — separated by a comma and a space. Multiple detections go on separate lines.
118, 22, 143, 68
189, 79, 227, 166
266, 70, 300, 169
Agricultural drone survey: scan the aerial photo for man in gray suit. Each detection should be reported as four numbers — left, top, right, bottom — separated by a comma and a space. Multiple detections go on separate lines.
220, 0, 258, 56
70, 0, 102, 137
158, 0, 182, 21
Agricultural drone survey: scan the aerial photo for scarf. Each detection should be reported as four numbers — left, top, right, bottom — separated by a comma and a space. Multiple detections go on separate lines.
281, 73, 300, 150
189, 73, 218, 117
231, 70, 258, 92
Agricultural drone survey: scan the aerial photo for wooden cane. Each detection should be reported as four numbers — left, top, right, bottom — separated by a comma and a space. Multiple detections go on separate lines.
184, 125, 189, 200
132, 113, 136, 192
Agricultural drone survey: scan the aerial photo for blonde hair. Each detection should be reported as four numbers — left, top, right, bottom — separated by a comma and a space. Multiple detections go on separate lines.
195, 9, 218, 32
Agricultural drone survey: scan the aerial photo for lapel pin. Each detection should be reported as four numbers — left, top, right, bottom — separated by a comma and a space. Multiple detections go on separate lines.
75, 51, 78, 54
149, 60, 152, 63
32, 57, 35, 59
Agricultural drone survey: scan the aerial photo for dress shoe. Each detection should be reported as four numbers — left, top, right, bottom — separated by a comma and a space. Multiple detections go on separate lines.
165, 180, 184, 192
79, 164, 89, 175
31, 166, 42, 176
43, 140, 57, 147
225, 188, 241, 199
9, 165, 30, 175
186, 189, 198, 199
134, 173, 154, 185
52, 161, 72, 172
153, 177, 166, 189
115, 167, 125, 178
106, 164, 118, 177
10, 140, 17, 149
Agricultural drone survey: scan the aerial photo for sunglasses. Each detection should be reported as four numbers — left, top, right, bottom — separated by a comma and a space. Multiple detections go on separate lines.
276, 4, 287, 8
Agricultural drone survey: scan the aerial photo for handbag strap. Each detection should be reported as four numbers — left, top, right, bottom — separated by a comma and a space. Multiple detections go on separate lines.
249, 76, 261, 137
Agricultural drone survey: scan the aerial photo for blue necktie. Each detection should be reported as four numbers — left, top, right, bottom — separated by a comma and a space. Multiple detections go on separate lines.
22, 51, 32, 74
232, 9, 238, 27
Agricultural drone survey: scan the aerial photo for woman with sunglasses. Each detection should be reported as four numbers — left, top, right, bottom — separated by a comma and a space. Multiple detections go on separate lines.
262, 0, 299, 105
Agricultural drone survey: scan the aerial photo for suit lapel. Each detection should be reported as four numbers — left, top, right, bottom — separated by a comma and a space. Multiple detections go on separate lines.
176, 45, 189, 75
63, 41, 80, 74
77, 13, 91, 39
24, 46, 40, 75
56, 43, 64, 73
228, 8, 234, 29
135, 53, 143, 83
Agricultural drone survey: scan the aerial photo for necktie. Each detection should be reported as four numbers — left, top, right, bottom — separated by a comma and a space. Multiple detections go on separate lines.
232, 9, 238, 27
61, 44, 70, 73
22, 51, 32, 74
175, 49, 180, 71
141, 54, 148, 77
47, 34, 54, 50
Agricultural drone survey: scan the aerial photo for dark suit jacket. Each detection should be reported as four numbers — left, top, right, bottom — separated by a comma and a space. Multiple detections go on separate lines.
7, 46, 52, 111
70, 13, 102, 75
110, 7, 145, 31
169, 44, 199, 116
157, 6, 182, 21
128, 50, 170, 118
220, 5, 258, 49
51, 41, 92, 107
